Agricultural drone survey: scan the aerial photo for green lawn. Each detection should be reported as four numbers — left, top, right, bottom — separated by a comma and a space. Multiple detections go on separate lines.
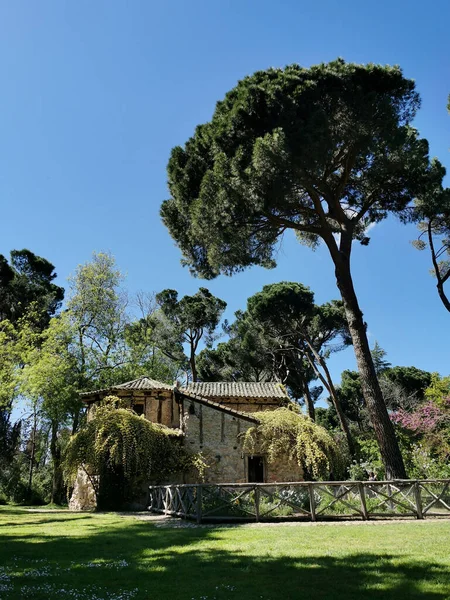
0, 506, 449, 600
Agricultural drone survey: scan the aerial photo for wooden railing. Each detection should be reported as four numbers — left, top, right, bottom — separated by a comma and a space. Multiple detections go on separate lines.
148, 480, 450, 523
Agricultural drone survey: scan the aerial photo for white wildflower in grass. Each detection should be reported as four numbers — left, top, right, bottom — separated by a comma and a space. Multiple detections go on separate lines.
19, 583, 139, 599
83, 559, 130, 570
23, 566, 52, 577
192, 584, 239, 600
0, 559, 136, 600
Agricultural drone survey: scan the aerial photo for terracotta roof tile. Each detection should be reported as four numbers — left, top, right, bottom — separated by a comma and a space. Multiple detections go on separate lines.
80, 376, 173, 398
186, 381, 288, 400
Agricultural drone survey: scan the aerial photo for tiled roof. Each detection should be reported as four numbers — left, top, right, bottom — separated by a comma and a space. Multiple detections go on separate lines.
185, 381, 288, 400
80, 376, 173, 398
115, 377, 173, 391
81, 377, 288, 402
176, 389, 260, 423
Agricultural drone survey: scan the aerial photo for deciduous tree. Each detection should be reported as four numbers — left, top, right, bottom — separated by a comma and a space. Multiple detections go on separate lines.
19, 315, 79, 504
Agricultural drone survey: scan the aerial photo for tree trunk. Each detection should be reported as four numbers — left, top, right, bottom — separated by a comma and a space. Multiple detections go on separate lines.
302, 382, 315, 421
190, 345, 198, 382
304, 347, 355, 455
27, 408, 37, 498
427, 221, 450, 313
436, 280, 450, 313
331, 248, 406, 479
50, 420, 65, 505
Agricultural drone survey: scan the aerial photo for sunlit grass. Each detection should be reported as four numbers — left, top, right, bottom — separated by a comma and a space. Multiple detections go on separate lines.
0, 505, 449, 599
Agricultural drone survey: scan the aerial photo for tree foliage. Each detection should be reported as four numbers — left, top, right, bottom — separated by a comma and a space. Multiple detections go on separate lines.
370, 342, 391, 375
0, 320, 21, 410
199, 282, 351, 429
0, 252, 185, 505
154, 287, 226, 381
423, 372, 450, 407
0, 249, 64, 329
335, 369, 368, 431
391, 375, 450, 466
242, 408, 343, 480
244, 282, 353, 447
161, 59, 444, 478
19, 315, 81, 503
67, 251, 131, 391
162, 60, 438, 278
383, 366, 432, 406
198, 309, 280, 383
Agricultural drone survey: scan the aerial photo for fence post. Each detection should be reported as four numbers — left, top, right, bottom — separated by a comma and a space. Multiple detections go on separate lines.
387, 483, 394, 511
164, 487, 170, 516
358, 482, 368, 520
254, 486, 260, 522
196, 485, 203, 524
414, 481, 424, 519
308, 483, 316, 522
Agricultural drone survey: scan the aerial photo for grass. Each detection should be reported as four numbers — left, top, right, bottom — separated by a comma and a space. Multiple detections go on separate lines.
0, 506, 449, 600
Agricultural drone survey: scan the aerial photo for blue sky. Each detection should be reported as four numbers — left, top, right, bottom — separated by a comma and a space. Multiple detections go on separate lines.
1, 0, 449, 389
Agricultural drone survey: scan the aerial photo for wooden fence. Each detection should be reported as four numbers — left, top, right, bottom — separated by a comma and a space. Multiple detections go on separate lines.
148, 480, 450, 523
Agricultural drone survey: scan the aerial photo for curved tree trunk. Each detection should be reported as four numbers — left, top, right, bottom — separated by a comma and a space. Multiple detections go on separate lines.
436, 280, 450, 313
304, 347, 355, 455
331, 242, 406, 479
428, 222, 450, 313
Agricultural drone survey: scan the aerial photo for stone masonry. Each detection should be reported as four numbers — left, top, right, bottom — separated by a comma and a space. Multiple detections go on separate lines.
70, 377, 303, 510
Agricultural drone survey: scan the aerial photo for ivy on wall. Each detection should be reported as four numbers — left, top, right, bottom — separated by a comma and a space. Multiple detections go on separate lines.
242, 408, 343, 480
64, 396, 196, 508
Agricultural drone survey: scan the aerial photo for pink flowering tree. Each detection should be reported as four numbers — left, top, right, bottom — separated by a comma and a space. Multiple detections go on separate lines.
391, 397, 450, 466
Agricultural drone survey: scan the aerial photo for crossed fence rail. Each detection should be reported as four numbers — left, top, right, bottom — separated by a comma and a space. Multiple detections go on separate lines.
148, 479, 450, 523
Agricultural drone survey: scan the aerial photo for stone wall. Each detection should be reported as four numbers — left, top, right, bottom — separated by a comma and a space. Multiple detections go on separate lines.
72, 389, 302, 510
265, 455, 303, 483
181, 397, 303, 484
182, 399, 252, 483
143, 390, 179, 428
205, 396, 287, 413
69, 469, 97, 511
86, 390, 179, 429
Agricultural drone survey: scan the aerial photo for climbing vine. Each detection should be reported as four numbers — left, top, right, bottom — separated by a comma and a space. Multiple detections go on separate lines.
64, 396, 195, 507
242, 408, 343, 480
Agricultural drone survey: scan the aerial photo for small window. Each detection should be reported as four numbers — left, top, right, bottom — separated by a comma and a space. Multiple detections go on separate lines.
189, 403, 196, 415
133, 403, 144, 416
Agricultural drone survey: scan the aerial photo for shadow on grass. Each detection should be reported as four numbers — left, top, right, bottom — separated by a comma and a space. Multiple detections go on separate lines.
0, 515, 93, 527
0, 514, 448, 600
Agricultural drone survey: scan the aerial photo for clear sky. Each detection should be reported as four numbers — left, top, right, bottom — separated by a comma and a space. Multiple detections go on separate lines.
0, 0, 449, 388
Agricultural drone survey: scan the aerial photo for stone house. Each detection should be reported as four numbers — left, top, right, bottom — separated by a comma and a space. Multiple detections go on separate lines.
70, 376, 303, 509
